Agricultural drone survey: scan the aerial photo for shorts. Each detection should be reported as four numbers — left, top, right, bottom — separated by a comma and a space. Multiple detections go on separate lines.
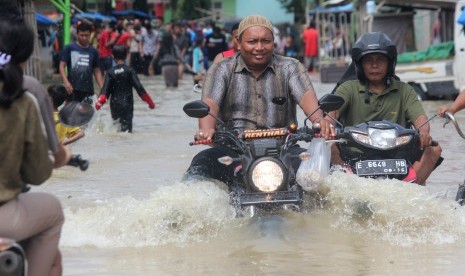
99, 57, 113, 73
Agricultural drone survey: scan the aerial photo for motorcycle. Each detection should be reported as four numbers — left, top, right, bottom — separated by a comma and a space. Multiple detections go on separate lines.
0, 238, 25, 276
328, 93, 445, 184
332, 119, 426, 182
183, 94, 344, 216
440, 112, 465, 205
0, 101, 92, 276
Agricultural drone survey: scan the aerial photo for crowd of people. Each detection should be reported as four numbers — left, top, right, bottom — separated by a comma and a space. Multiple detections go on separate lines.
50, 16, 332, 83
61, 17, 237, 87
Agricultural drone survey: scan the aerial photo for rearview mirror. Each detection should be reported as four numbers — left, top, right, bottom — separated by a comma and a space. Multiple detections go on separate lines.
183, 100, 210, 118
318, 94, 344, 113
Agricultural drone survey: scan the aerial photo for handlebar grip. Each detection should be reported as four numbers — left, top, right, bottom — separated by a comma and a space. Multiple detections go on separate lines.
189, 140, 213, 146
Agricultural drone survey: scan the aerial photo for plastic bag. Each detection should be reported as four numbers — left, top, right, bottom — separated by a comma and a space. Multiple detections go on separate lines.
296, 138, 332, 192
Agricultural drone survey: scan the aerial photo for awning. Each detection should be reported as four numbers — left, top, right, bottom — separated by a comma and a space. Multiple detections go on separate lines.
112, 10, 153, 19
309, 3, 353, 14
319, 0, 457, 10
74, 12, 116, 22
36, 13, 56, 26
380, 0, 457, 10
459, 9, 465, 25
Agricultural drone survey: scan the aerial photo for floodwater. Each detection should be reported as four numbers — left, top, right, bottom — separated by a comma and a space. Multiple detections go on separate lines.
38, 74, 465, 276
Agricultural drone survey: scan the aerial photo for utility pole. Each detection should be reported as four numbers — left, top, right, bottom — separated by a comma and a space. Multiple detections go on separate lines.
49, 0, 71, 46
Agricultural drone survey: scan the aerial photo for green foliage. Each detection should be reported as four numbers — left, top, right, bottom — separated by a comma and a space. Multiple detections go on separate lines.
277, 0, 307, 23
175, 0, 212, 21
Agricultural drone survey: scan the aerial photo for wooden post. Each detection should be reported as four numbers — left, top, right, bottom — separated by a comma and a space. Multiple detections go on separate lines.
15, 0, 42, 81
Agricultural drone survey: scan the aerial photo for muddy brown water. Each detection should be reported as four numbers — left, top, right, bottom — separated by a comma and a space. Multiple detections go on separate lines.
38, 75, 465, 275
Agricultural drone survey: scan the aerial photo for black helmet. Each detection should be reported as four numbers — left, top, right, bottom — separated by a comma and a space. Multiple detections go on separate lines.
351, 32, 397, 83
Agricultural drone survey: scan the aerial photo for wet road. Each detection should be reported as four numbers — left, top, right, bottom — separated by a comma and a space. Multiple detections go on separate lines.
38, 74, 465, 275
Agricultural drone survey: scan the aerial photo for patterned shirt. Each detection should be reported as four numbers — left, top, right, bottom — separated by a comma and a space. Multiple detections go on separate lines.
202, 54, 314, 131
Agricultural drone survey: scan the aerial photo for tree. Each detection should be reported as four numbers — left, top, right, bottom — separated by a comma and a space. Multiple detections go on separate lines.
133, 0, 148, 12
277, 0, 307, 24
175, 0, 212, 21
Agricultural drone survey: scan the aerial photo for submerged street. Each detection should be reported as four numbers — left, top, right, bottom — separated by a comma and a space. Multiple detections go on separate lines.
38, 74, 465, 275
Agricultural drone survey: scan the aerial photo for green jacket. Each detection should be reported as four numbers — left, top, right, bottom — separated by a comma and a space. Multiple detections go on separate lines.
334, 78, 425, 127
0, 90, 53, 202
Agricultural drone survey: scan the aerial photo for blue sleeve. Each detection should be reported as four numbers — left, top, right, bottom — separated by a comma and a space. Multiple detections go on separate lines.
60, 45, 70, 62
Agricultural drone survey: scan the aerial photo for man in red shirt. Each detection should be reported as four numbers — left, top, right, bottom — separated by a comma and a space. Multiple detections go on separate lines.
98, 22, 118, 75
301, 21, 319, 72
114, 22, 132, 48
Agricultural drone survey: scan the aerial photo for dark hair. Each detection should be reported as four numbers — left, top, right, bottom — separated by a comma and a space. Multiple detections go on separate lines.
194, 39, 203, 47
94, 20, 103, 29
0, 0, 35, 108
116, 23, 124, 34
213, 26, 221, 34
112, 45, 128, 60
47, 84, 68, 109
158, 32, 175, 58
77, 22, 92, 33
231, 23, 240, 34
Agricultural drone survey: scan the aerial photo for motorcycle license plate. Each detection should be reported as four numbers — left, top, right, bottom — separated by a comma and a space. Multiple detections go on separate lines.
355, 159, 407, 176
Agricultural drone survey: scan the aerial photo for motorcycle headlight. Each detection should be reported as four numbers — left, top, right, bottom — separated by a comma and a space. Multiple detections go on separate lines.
369, 128, 396, 148
351, 128, 412, 149
248, 158, 286, 192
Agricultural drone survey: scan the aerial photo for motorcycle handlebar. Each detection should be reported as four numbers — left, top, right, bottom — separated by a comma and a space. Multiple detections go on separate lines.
444, 112, 465, 139
189, 127, 318, 149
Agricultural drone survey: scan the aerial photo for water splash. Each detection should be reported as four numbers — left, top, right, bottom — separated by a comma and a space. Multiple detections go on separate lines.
61, 180, 236, 248
321, 172, 465, 246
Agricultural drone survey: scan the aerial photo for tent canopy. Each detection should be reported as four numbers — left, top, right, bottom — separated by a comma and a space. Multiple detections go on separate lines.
74, 12, 116, 22
459, 9, 465, 25
36, 13, 56, 25
112, 10, 153, 19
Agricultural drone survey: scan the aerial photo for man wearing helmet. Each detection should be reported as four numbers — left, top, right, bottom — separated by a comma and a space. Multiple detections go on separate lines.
328, 32, 442, 185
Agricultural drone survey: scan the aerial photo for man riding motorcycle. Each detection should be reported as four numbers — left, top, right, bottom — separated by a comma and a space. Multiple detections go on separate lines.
184, 15, 334, 185
327, 32, 442, 185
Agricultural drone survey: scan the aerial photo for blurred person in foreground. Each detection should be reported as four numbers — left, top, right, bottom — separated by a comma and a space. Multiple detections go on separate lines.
0, 1, 65, 275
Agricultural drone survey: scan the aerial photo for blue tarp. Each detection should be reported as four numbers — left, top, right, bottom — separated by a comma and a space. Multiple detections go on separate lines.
458, 9, 465, 25
36, 13, 56, 25
75, 12, 116, 22
112, 10, 153, 19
